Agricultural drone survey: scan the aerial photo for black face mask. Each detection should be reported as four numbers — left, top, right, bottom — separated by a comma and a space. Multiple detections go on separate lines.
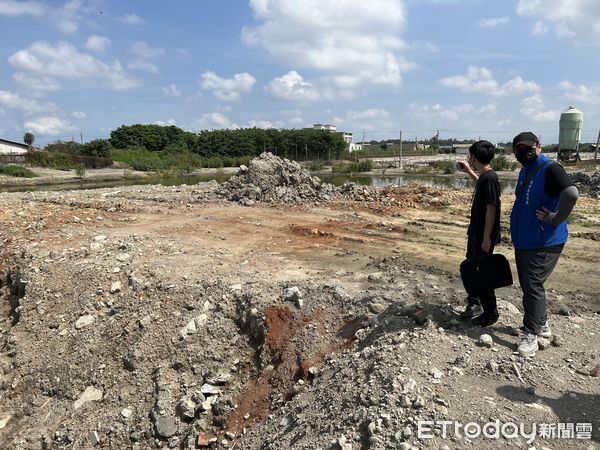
515, 147, 538, 165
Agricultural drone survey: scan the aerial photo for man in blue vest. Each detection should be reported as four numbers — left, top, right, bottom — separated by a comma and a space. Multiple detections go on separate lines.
510, 132, 579, 357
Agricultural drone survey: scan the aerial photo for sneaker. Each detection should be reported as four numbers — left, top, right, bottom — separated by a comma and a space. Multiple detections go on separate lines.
539, 322, 552, 339
518, 332, 538, 357
460, 302, 483, 319
513, 323, 552, 338
472, 312, 499, 327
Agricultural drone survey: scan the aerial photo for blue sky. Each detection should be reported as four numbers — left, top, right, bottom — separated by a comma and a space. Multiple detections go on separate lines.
1, 0, 599, 146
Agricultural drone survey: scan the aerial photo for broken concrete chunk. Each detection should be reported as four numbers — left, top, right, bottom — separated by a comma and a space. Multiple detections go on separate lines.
74, 386, 103, 409
75, 315, 96, 330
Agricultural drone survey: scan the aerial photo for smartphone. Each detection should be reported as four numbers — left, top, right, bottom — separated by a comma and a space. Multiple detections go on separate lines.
453, 161, 464, 170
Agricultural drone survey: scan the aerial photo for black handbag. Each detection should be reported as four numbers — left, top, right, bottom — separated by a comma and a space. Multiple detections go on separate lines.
460, 254, 513, 295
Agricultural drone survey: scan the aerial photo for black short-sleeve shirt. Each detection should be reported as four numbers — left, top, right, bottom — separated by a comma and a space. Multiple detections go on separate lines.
544, 163, 574, 197
468, 170, 501, 244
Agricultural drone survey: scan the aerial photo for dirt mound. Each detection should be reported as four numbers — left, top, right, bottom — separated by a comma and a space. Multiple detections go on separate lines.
571, 172, 600, 197
217, 152, 335, 204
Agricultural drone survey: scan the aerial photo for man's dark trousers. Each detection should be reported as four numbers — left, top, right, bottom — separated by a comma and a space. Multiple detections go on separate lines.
515, 248, 561, 334
466, 236, 497, 315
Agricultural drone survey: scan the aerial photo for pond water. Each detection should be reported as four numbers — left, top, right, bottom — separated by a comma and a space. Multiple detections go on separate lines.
0, 173, 517, 194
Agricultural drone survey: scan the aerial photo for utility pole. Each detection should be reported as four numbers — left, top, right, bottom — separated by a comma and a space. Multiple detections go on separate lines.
80, 132, 83, 144
595, 129, 600, 161
399, 130, 403, 170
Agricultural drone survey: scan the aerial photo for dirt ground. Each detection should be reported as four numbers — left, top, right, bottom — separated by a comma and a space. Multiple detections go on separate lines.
0, 178, 598, 449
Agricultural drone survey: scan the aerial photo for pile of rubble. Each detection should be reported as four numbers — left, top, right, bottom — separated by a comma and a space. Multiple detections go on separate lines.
571, 172, 600, 198
217, 153, 335, 204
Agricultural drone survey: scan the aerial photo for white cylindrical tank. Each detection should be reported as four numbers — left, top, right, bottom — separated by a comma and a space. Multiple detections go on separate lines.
559, 106, 584, 151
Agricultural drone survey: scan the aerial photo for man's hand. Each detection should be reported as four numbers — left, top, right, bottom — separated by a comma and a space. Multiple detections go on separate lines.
535, 206, 551, 222
481, 235, 491, 253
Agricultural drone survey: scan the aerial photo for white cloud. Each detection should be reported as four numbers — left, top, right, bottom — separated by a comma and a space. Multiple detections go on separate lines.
247, 119, 274, 129
516, 0, 600, 42
243, 0, 410, 90
0, 0, 45, 16
120, 13, 144, 25
127, 60, 158, 73
12, 72, 61, 92
161, 84, 182, 97
85, 35, 111, 52
197, 112, 239, 130
559, 80, 600, 105
130, 41, 164, 59
0, 90, 55, 114
155, 119, 177, 126
532, 20, 548, 35
265, 71, 320, 102
288, 116, 304, 125
478, 16, 509, 28
439, 66, 540, 96
71, 111, 87, 119
347, 108, 390, 120
9, 41, 140, 91
409, 102, 476, 121
519, 95, 560, 122
23, 116, 74, 136
200, 71, 256, 101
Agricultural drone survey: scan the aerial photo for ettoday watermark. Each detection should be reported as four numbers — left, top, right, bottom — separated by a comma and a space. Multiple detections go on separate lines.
418, 420, 593, 444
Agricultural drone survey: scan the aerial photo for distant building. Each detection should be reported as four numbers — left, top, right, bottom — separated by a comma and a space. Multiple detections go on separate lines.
312, 123, 362, 152
0, 138, 29, 156
453, 143, 472, 155
0, 138, 31, 162
313, 123, 337, 132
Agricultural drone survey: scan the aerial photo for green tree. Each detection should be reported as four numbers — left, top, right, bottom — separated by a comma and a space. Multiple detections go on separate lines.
80, 139, 112, 158
23, 132, 35, 148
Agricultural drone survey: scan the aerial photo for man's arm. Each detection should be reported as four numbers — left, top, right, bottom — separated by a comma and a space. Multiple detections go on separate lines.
536, 185, 579, 226
482, 204, 496, 253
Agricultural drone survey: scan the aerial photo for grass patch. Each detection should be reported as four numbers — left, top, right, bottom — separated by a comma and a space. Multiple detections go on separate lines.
0, 164, 38, 178
111, 148, 255, 172
491, 155, 519, 171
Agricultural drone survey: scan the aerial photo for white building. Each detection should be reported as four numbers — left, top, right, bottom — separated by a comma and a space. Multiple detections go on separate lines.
313, 123, 337, 132
0, 138, 31, 162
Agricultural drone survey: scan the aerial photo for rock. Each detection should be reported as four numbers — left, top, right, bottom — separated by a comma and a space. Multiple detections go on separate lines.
590, 364, 600, 377
526, 386, 536, 395
430, 368, 443, 379
205, 372, 231, 386
486, 361, 499, 372
75, 314, 96, 330
110, 280, 122, 294
282, 286, 301, 302
399, 443, 411, 450
93, 235, 107, 243
538, 338, 551, 350
121, 408, 132, 419
369, 303, 386, 314
180, 319, 197, 337
556, 304, 572, 316
197, 432, 217, 447
368, 272, 384, 282
402, 379, 417, 394
0, 415, 12, 430
90, 242, 104, 252
551, 334, 564, 347
478, 334, 493, 348
400, 395, 412, 408
200, 383, 222, 396
123, 351, 142, 372
435, 405, 449, 415
74, 386, 103, 409
177, 399, 196, 420
155, 416, 177, 438
412, 396, 425, 409
497, 300, 520, 315
338, 436, 353, 450
413, 310, 427, 326
116, 253, 131, 262
88, 431, 100, 446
